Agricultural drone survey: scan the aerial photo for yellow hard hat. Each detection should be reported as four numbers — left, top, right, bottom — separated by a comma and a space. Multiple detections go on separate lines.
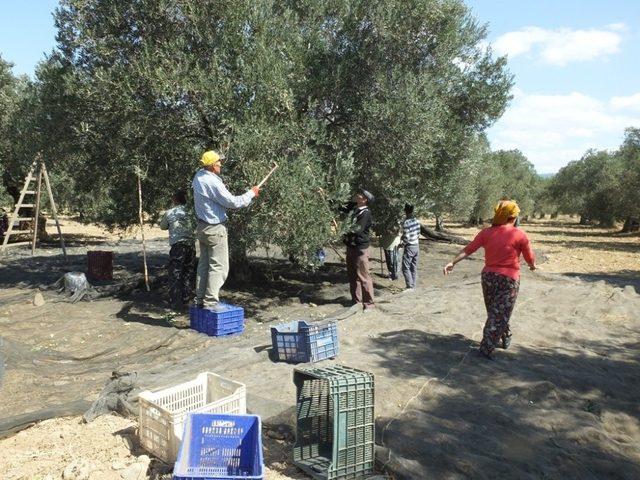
200, 150, 225, 166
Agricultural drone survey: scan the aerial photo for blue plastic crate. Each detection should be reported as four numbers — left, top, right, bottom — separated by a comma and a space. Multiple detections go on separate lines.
190, 304, 245, 337
270, 321, 308, 363
205, 324, 245, 337
271, 319, 339, 363
306, 320, 339, 362
189, 306, 201, 330
173, 413, 263, 480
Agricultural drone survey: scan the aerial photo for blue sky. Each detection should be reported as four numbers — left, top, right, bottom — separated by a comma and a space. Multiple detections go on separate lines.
1, 1, 639, 173
0, 0, 58, 76
466, 0, 640, 173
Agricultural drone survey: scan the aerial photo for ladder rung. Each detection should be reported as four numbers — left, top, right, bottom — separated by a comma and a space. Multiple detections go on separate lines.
23, 190, 36, 194
1, 241, 32, 248
18, 204, 35, 208
15, 217, 33, 221
7, 230, 32, 235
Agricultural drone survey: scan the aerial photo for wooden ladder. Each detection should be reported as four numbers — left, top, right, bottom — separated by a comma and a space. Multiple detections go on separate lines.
0, 155, 67, 260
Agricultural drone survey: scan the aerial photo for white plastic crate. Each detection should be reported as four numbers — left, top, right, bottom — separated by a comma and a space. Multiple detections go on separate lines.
138, 372, 246, 463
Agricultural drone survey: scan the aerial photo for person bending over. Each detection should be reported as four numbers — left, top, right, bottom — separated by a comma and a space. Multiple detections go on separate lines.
160, 190, 197, 310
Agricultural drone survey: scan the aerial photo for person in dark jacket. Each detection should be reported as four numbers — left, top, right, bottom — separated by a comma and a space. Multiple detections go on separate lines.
344, 189, 375, 311
0, 209, 8, 242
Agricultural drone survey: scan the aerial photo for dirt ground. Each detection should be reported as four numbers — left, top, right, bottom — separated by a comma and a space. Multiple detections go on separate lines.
1, 216, 639, 479
448, 216, 640, 281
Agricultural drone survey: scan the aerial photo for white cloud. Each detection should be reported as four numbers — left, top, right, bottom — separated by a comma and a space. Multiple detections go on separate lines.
606, 22, 627, 32
492, 25, 623, 66
611, 93, 640, 111
487, 90, 640, 173
493, 27, 549, 58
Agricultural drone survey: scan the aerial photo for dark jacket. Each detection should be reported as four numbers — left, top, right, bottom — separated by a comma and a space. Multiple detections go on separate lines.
344, 206, 372, 249
0, 212, 8, 240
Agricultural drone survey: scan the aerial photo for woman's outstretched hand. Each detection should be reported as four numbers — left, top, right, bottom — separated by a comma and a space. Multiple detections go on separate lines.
443, 262, 455, 275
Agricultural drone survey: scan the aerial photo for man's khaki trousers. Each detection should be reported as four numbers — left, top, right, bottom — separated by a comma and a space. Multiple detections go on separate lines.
196, 222, 229, 307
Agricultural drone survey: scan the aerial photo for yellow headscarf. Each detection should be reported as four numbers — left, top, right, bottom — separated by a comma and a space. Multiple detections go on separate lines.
492, 200, 520, 226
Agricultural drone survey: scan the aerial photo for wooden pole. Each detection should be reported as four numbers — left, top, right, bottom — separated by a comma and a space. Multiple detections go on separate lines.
41, 162, 68, 261
257, 162, 279, 188
31, 165, 43, 255
137, 172, 150, 291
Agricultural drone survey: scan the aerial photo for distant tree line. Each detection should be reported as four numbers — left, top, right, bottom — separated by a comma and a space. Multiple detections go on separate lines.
536, 128, 640, 231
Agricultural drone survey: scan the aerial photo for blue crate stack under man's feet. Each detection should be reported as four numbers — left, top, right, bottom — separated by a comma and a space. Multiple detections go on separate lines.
189, 303, 245, 336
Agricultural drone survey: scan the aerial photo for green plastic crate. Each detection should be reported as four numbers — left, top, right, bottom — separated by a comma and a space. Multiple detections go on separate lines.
293, 365, 375, 480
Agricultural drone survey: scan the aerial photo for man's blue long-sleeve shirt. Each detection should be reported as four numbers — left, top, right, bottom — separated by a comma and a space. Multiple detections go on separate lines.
192, 169, 255, 224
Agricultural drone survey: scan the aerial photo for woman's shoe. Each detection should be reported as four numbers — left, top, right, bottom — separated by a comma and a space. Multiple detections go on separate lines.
478, 348, 495, 361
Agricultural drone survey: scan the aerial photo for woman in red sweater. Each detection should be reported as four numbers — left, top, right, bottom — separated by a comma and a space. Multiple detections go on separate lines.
443, 201, 536, 359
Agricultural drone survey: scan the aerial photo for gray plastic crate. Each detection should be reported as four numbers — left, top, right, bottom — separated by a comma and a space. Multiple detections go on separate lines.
293, 365, 375, 479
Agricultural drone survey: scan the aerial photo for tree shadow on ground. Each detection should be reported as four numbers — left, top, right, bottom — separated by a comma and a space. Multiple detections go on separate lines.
0, 246, 358, 318
370, 330, 640, 479
532, 238, 640, 253
521, 220, 604, 230
115, 302, 177, 328
0, 246, 168, 289
222, 257, 375, 314
562, 271, 640, 293
525, 228, 635, 239
47, 233, 113, 247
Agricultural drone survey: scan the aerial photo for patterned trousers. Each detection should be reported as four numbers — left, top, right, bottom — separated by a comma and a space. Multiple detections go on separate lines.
168, 241, 197, 309
480, 271, 520, 355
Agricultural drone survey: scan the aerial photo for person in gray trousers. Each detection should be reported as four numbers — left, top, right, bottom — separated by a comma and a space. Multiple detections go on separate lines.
401, 204, 421, 290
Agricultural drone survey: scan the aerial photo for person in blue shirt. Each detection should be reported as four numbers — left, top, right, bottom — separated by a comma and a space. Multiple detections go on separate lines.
401, 203, 421, 290
192, 150, 260, 309
159, 190, 196, 310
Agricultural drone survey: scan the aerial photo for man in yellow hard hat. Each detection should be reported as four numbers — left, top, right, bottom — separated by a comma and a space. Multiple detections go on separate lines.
192, 150, 260, 309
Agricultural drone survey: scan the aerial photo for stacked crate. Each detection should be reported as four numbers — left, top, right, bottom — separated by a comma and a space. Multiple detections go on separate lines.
138, 372, 246, 463
190, 303, 245, 336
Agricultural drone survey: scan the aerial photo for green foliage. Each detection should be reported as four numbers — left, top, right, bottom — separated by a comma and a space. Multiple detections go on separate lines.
617, 128, 640, 219
469, 143, 501, 223
2, 0, 513, 262
493, 150, 539, 216
469, 147, 540, 223
543, 129, 640, 227
292, 0, 513, 229
0, 56, 30, 208
531, 176, 556, 217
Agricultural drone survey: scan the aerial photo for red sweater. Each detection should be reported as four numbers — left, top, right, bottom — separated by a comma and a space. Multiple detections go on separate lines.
463, 225, 535, 280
